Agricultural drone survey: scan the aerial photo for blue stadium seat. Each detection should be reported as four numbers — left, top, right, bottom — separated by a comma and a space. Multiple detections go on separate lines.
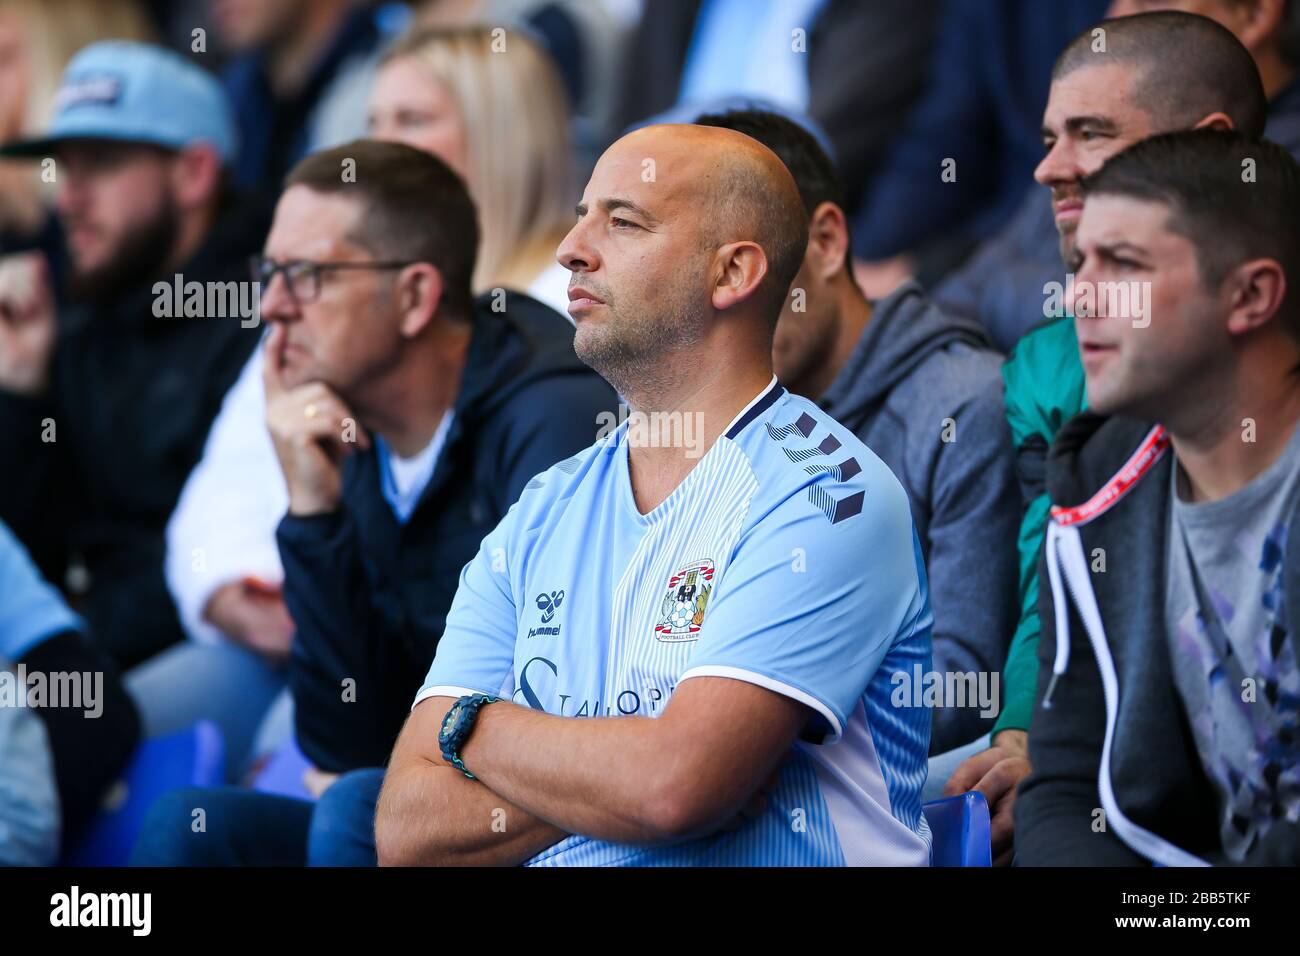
62, 721, 225, 866
924, 791, 992, 867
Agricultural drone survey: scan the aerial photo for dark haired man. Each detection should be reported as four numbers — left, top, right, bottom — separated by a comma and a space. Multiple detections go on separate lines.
935, 1, 1300, 352
0, 42, 267, 669
1018, 129, 1300, 865
695, 108, 1018, 757
130, 139, 616, 866
944, 11, 1291, 864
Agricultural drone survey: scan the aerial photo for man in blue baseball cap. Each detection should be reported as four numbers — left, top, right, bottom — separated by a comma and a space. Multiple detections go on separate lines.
0, 41, 270, 670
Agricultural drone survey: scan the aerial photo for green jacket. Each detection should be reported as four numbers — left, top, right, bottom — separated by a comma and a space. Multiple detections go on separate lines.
994, 317, 1085, 734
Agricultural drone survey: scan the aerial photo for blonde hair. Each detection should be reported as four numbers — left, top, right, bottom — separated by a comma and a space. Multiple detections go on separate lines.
0, 0, 155, 136
380, 24, 574, 293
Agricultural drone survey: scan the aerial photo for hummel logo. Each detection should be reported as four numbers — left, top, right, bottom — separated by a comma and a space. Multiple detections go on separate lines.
535, 590, 565, 623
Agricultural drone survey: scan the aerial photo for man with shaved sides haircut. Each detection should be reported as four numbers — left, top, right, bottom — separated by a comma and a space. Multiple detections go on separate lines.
1019, 130, 1300, 865
376, 124, 935, 866
941, 10, 1298, 863
695, 108, 1018, 762
935, 4, 1300, 350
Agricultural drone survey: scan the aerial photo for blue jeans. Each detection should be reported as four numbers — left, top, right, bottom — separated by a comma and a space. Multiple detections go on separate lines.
129, 767, 384, 866
125, 640, 287, 781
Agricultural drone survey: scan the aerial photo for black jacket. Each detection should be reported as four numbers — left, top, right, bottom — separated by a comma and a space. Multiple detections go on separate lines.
0, 198, 269, 669
19, 630, 140, 852
278, 291, 618, 772
1016, 413, 1300, 865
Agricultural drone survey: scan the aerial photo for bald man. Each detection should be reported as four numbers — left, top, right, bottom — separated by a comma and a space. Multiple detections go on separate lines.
375, 125, 935, 867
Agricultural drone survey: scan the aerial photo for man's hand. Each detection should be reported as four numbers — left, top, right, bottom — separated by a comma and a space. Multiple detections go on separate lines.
459, 677, 811, 845
0, 252, 57, 396
303, 766, 340, 799
203, 578, 295, 663
263, 323, 369, 516
377, 697, 570, 867
943, 729, 1030, 865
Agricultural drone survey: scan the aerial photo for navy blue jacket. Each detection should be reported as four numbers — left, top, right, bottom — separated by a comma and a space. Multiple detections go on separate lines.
850, 0, 1107, 264
278, 292, 618, 772
221, 5, 386, 194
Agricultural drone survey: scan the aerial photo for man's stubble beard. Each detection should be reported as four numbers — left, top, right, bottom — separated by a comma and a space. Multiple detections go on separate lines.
1057, 222, 1078, 268
68, 192, 179, 303
574, 281, 711, 402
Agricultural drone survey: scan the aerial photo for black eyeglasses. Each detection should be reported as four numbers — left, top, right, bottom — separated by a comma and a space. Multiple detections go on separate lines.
249, 256, 418, 304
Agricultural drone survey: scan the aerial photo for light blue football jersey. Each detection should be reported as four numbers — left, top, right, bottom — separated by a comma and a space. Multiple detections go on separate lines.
415, 378, 934, 865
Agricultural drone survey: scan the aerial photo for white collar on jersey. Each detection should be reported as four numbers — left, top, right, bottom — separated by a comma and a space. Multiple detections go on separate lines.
722, 376, 783, 440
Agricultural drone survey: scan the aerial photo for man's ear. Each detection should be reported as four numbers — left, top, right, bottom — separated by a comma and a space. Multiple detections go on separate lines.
169, 143, 223, 211
1224, 257, 1287, 336
1193, 112, 1235, 133
396, 262, 444, 338
711, 240, 768, 312
806, 201, 849, 281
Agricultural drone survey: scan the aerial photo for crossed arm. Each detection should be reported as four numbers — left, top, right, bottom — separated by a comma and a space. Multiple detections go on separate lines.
374, 676, 813, 866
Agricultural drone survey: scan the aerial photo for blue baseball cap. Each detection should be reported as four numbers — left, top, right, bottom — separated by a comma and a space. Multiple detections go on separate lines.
0, 41, 237, 166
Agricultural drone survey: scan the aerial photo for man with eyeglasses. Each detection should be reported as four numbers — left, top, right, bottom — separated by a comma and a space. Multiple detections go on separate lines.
130, 138, 617, 866
0, 42, 267, 670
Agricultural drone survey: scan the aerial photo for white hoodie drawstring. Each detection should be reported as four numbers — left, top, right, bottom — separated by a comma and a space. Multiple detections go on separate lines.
1041, 427, 1208, 866
1042, 520, 1071, 709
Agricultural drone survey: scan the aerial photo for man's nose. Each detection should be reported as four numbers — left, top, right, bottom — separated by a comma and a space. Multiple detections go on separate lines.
55, 173, 86, 218
258, 270, 299, 322
1035, 140, 1076, 188
556, 219, 596, 273
1069, 261, 1097, 319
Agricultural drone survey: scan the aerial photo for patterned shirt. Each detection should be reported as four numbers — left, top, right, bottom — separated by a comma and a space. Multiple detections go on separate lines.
415, 378, 933, 865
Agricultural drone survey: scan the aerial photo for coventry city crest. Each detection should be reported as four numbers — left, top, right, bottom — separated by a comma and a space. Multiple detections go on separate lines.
654, 559, 714, 642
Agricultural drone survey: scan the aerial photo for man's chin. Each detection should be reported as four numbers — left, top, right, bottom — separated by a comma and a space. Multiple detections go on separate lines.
1083, 378, 1130, 419
572, 323, 604, 367
67, 263, 125, 303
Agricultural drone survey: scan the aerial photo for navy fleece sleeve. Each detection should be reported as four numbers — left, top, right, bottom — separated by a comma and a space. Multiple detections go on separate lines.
277, 508, 393, 771
487, 372, 618, 516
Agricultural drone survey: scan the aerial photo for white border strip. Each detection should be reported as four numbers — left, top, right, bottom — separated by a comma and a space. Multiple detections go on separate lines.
410, 685, 486, 711
721, 375, 780, 437
679, 664, 844, 742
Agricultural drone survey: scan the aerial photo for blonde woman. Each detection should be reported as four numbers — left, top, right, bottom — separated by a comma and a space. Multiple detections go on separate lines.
367, 24, 577, 308
147, 22, 583, 780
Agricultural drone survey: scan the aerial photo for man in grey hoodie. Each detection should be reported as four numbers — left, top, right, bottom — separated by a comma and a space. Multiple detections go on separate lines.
698, 110, 1020, 754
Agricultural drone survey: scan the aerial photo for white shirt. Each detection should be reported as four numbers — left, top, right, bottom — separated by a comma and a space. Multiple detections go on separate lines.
376, 412, 454, 523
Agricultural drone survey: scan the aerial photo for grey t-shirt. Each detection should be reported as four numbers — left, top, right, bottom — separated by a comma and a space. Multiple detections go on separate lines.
1165, 423, 1300, 861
